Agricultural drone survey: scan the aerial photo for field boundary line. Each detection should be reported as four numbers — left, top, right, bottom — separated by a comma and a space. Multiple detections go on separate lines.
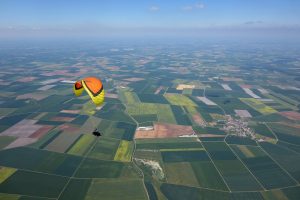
257, 142, 300, 186
199, 140, 231, 192
226, 142, 266, 191
56, 136, 100, 200
126, 106, 150, 200
264, 122, 278, 141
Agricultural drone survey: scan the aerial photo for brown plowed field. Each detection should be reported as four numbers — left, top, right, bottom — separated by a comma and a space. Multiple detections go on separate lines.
135, 122, 195, 139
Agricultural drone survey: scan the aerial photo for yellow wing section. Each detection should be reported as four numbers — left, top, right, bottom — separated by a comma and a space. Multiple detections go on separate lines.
82, 80, 105, 106
74, 83, 84, 96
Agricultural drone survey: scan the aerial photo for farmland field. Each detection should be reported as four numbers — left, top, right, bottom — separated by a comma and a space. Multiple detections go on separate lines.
161, 183, 236, 200
114, 140, 134, 162
249, 123, 275, 139
164, 94, 197, 106
1, 37, 300, 200
67, 134, 95, 156
0, 136, 16, 149
59, 179, 92, 200
231, 144, 297, 189
74, 158, 125, 178
0, 147, 81, 177
267, 123, 300, 145
85, 179, 148, 200
191, 161, 228, 190
119, 91, 141, 104
203, 142, 263, 191
87, 137, 120, 160
0, 170, 68, 198
0, 167, 17, 184
259, 142, 300, 182
126, 103, 177, 124
240, 98, 277, 115
165, 162, 199, 186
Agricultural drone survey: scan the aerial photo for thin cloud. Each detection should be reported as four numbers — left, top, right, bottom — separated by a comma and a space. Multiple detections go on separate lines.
182, 2, 205, 11
149, 6, 160, 12
244, 21, 263, 25
182, 6, 193, 11
195, 3, 205, 9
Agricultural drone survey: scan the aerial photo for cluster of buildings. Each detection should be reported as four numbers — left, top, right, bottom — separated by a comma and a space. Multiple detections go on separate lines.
223, 116, 256, 140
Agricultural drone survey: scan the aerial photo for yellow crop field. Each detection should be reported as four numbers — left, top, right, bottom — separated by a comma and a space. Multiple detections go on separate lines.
184, 106, 198, 114
0, 167, 17, 184
114, 140, 134, 162
240, 98, 277, 114
164, 94, 197, 106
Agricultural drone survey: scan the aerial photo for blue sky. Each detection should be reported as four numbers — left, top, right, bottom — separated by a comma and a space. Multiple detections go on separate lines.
0, 0, 299, 38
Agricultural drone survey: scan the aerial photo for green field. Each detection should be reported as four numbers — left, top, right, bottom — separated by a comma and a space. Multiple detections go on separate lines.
231, 144, 297, 189
268, 123, 300, 145
264, 93, 298, 110
59, 178, 92, 200
85, 179, 148, 200
203, 142, 262, 191
160, 183, 229, 200
171, 105, 193, 125
165, 162, 199, 186
134, 150, 162, 161
0, 147, 81, 177
126, 103, 177, 124
277, 141, 300, 154
0, 167, 17, 184
131, 114, 158, 124
74, 158, 124, 178
249, 123, 275, 138
164, 94, 197, 106
260, 142, 300, 182
67, 134, 95, 156
0, 170, 68, 198
161, 150, 209, 162
0, 136, 16, 149
126, 103, 158, 115
281, 186, 300, 200
137, 94, 169, 104
193, 126, 226, 135
261, 189, 290, 200
210, 97, 261, 116
225, 135, 257, 146
87, 137, 120, 160
114, 140, 134, 162
78, 116, 101, 134
240, 98, 277, 115
119, 91, 141, 104
0, 193, 19, 200
230, 145, 265, 159
97, 120, 136, 141
191, 161, 228, 190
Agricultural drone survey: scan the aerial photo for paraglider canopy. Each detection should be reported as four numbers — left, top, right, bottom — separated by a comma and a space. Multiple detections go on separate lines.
74, 77, 105, 106
74, 77, 105, 137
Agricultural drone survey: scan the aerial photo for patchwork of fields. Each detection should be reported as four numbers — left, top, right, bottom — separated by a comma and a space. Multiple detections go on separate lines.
0, 42, 300, 199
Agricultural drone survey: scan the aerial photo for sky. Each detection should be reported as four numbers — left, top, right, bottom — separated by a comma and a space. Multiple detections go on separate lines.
0, 0, 300, 39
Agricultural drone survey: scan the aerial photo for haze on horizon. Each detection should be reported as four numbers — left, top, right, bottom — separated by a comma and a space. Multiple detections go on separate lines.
0, 0, 300, 40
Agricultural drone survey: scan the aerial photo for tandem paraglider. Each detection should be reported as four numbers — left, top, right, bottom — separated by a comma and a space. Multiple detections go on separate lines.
73, 77, 105, 137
